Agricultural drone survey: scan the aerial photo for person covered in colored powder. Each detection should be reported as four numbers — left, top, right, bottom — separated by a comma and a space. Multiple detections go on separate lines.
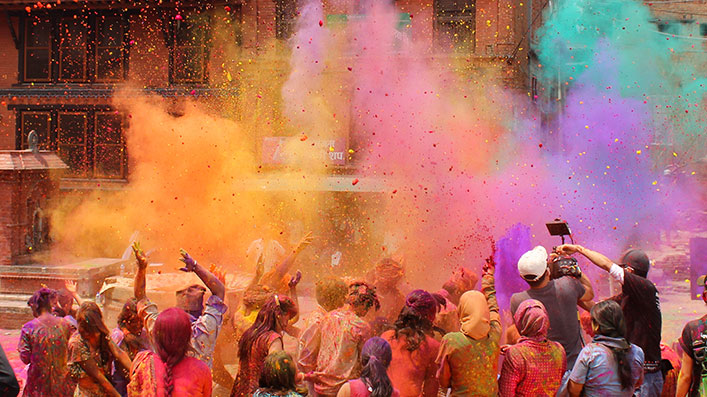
499, 299, 566, 396
434, 268, 478, 335
18, 288, 75, 397
254, 351, 304, 397
435, 247, 500, 396
660, 342, 681, 397
676, 273, 707, 397
556, 244, 662, 395
303, 282, 380, 396
567, 300, 644, 396
368, 258, 407, 329
298, 277, 349, 395
259, 232, 313, 294
111, 298, 150, 397
53, 284, 79, 330
231, 294, 298, 397
509, 246, 594, 372
128, 307, 211, 396
132, 243, 227, 369
68, 301, 132, 397
381, 290, 441, 397
336, 337, 400, 397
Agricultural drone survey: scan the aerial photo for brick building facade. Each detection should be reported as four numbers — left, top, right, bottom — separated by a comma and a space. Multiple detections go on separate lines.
0, 0, 536, 187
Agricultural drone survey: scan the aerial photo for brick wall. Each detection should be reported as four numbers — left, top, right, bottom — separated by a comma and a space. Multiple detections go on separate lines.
0, 13, 19, 150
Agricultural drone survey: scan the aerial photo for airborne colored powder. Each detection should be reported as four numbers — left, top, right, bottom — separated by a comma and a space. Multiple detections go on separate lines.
48, 0, 703, 288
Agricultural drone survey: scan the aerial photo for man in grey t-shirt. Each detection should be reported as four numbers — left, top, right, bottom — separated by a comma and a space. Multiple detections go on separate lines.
509, 246, 594, 369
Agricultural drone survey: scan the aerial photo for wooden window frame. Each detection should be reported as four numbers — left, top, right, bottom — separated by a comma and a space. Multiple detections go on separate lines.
167, 9, 211, 85
23, 14, 52, 82
19, 11, 129, 84
93, 111, 127, 179
434, 0, 476, 52
14, 106, 128, 180
57, 111, 89, 178
19, 111, 52, 149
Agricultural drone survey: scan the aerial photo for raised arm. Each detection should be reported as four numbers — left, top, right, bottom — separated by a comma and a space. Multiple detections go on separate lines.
179, 249, 225, 300
246, 254, 265, 290
65, 280, 83, 306
481, 244, 501, 341
271, 232, 313, 283
132, 242, 148, 301
556, 244, 613, 272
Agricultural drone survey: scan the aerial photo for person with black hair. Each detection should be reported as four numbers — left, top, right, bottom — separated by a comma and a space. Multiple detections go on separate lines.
336, 337, 400, 397
303, 282, 380, 396
254, 351, 304, 397
230, 294, 298, 397
111, 298, 149, 397
381, 290, 440, 396
557, 244, 662, 395
568, 300, 644, 396
18, 288, 75, 397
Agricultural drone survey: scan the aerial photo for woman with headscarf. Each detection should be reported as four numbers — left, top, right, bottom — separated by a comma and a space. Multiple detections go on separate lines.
128, 307, 212, 396
498, 299, 566, 396
435, 251, 500, 396
18, 288, 75, 397
382, 290, 441, 397
568, 300, 644, 397
337, 337, 400, 397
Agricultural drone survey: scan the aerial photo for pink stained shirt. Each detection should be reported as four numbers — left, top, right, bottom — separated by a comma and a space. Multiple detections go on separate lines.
381, 330, 440, 397
312, 309, 372, 396
128, 350, 212, 397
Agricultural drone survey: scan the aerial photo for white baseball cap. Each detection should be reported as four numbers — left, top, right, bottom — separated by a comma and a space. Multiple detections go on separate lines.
518, 246, 549, 281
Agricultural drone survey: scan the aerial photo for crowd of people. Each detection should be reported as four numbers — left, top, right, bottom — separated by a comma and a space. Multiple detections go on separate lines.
0, 236, 705, 397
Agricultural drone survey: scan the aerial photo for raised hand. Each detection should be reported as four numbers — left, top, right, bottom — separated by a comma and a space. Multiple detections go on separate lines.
255, 254, 265, 279
555, 244, 581, 256
483, 240, 496, 275
132, 242, 148, 269
179, 249, 197, 273
209, 264, 227, 285
65, 280, 78, 294
288, 270, 302, 289
294, 232, 314, 254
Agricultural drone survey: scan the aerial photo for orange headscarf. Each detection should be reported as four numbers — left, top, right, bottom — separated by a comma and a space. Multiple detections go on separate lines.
458, 290, 490, 340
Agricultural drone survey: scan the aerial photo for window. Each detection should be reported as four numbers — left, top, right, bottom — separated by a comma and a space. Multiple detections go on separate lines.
24, 14, 52, 81
701, 23, 707, 37
16, 108, 127, 179
276, 0, 298, 40
95, 15, 125, 81
435, 0, 476, 51
21, 11, 127, 83
20, 111, 51, 149
170, 11, 210, 84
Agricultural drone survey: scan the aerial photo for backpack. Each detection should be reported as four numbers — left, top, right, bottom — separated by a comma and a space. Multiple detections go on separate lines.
692, 329, 707, 396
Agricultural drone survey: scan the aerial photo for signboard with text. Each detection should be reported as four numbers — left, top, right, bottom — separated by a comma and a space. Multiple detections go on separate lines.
261, 137, 348, 166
